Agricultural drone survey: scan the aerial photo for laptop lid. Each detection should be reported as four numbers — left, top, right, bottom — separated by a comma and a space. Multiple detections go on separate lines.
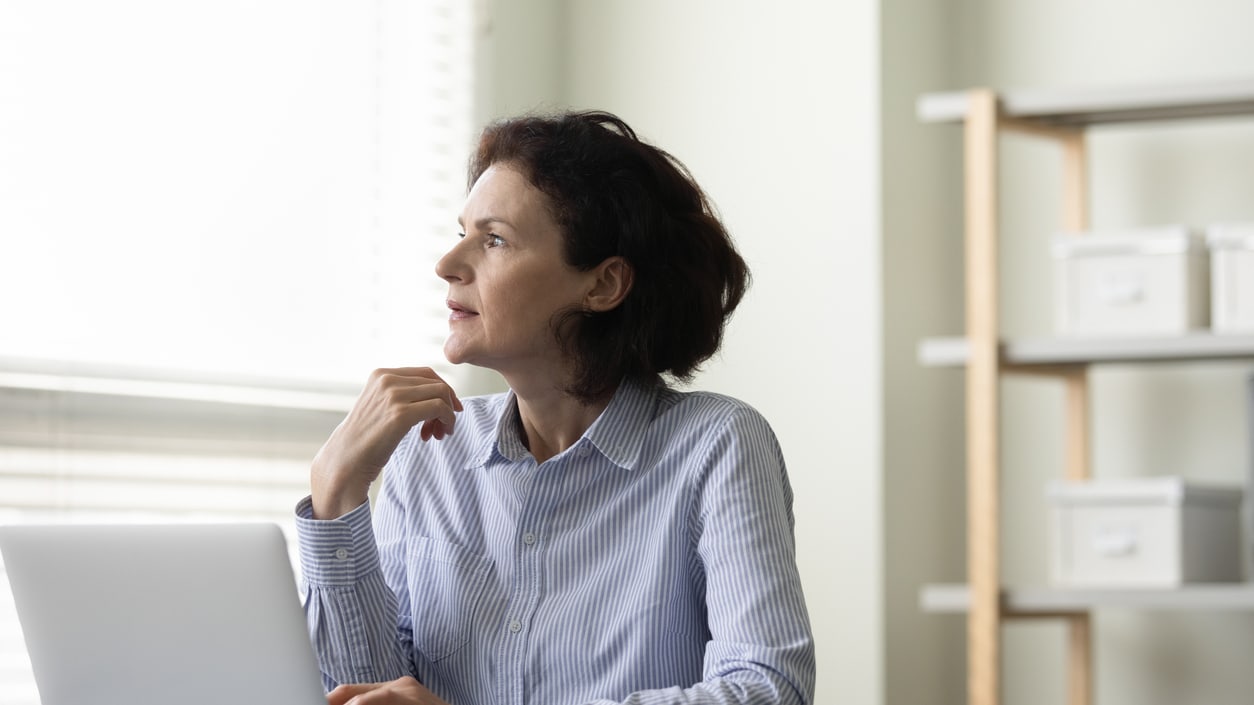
0, 522, 326, 705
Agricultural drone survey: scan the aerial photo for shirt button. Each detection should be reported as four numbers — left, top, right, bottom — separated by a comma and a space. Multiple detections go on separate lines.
509, 620, 522, 633
334, 548, 348, 560
577, 445, 591, 458
522, 532, 536, 545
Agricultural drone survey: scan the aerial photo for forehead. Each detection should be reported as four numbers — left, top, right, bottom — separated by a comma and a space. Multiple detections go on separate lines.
460, 163, 553, 227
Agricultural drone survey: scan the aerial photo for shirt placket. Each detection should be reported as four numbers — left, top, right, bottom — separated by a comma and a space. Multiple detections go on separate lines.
499, 446, 581, 705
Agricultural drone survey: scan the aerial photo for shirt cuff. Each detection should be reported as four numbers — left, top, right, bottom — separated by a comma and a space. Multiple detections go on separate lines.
294, 495, 380, 586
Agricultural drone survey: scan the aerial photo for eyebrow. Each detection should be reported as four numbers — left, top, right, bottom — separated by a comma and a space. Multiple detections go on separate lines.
457, 215, 515, 231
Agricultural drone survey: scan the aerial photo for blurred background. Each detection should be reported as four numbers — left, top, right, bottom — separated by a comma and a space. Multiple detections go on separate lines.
2, 1, 1254, 703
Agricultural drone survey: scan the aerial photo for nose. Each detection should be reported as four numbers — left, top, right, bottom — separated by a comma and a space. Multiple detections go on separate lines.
435, 239, 468, 283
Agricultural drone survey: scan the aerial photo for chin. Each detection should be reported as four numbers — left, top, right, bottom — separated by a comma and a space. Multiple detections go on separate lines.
442, 341, 465, 365
443, 344, 485, 368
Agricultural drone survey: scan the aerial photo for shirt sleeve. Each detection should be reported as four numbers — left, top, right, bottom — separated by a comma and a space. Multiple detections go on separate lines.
691, 406, 815, 703
294, 496, 413, 691
589, 404, 817, 705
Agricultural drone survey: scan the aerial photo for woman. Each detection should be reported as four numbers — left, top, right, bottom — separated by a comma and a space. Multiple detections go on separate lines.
296, 111, 814, 705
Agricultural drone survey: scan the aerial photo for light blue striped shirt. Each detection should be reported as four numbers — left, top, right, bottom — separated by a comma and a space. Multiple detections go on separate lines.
295, 379, 814, 705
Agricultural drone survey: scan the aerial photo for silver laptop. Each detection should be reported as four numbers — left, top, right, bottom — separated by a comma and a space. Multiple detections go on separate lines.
0, 523, 326, 705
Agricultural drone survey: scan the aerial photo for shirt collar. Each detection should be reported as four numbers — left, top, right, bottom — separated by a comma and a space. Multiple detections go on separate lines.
472, 378, 658, 471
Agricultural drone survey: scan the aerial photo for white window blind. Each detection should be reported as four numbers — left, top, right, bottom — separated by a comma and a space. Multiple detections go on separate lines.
0, 2, 475, 702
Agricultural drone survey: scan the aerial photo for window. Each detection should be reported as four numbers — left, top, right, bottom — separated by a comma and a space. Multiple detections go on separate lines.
0, 2, 475, 702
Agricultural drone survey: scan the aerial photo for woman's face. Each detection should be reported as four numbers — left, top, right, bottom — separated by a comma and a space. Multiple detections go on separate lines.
436, 163, 598, 378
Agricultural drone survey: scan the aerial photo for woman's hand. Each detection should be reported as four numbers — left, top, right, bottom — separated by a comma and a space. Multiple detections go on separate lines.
311, 367, 463, 519
326, 677, 447, 705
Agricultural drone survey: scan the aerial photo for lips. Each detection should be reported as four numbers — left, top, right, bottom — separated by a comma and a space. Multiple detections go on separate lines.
446, 299, 479, 320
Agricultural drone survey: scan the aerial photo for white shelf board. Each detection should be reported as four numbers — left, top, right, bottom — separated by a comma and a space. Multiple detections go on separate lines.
922, 583, 1254, 612
918, 77, 1254, 126
918, 333, 1254, 368
0, 356, 359, 413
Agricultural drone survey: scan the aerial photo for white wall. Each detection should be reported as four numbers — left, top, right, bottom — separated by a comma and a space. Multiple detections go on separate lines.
880, 0, 966, 701
472, 0, 564, 126
479, 1, 885, 702
950, 2, 1254, 704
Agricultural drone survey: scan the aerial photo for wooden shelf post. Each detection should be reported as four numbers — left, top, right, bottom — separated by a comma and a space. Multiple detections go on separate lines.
964, 88, 1002, 705
1061, 126, 1093, 705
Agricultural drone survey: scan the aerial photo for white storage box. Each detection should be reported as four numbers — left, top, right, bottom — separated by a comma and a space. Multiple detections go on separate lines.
1047, 477, 1243, 587
1053, 226, 1209, 337
1206, 222, 1254, 333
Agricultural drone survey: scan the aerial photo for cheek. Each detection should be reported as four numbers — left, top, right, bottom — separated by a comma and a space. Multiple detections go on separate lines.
479, 260, 589, 334
480, 282, 533, 330
485, 284, 569, 341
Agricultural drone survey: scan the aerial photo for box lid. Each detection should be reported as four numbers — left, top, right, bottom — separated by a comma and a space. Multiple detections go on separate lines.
1052, 225, 1204, 258
1206, 222, 1254, 251
1047, 476, 1244, 507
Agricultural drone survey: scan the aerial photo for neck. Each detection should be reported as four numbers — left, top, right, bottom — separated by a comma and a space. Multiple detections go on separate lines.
510, 381, 615, 464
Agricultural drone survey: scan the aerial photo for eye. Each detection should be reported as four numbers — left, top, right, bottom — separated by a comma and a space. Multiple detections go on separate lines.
457, 232, 466, 239
485, 233, 505, 248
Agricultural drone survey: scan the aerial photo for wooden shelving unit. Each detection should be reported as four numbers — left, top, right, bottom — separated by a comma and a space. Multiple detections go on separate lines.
917, 78, 1254, 705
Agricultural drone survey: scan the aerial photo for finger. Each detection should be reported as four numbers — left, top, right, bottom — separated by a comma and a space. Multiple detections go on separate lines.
419, 418, 450, 442
359, 378, 458, 431
376, 380, 460, 410
391, 367, 462, 411
327, 682, 384, 705
370, 374, 462, 417
409, 397, 458, 432
343, 676, 428, 705
371, 366, 440, 380
373, 367, 460, 396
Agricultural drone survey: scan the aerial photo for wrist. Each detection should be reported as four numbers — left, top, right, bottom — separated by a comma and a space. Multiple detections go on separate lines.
310, 460, 371, 520
311, 493, 368, 521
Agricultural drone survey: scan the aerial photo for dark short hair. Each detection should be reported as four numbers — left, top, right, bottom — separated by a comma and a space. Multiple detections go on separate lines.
469, 110, 749, 402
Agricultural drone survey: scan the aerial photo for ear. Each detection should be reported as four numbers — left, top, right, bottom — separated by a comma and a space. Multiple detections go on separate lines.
584, 256, 634, 313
